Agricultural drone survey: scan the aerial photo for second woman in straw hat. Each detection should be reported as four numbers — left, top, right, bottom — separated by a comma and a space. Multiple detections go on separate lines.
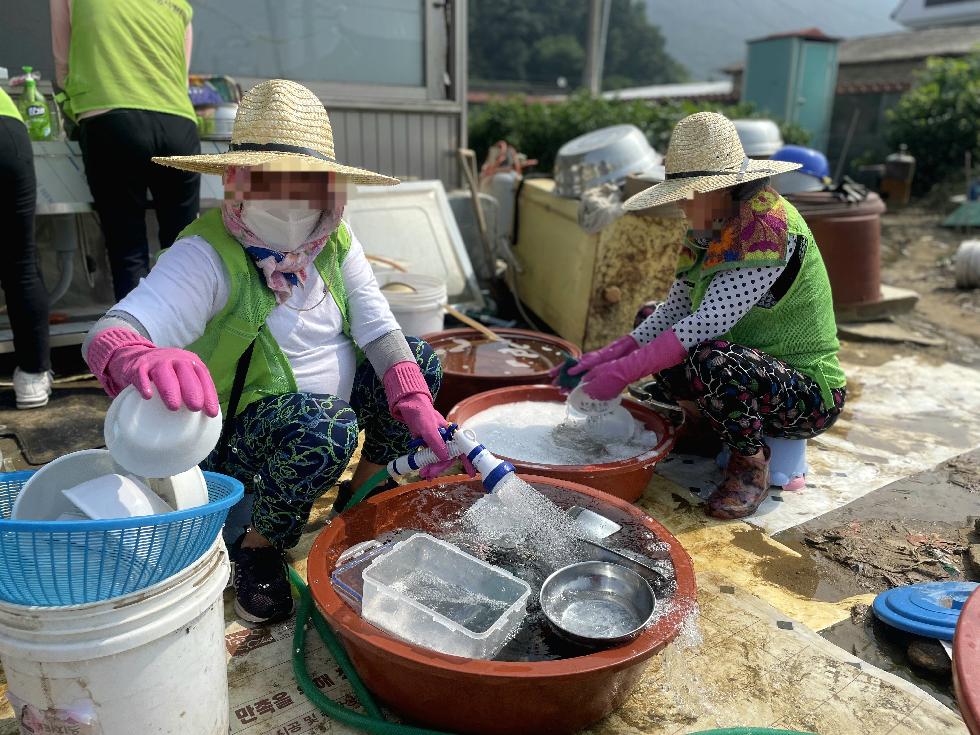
82, 80, 469, 624
554, 112, 846, 520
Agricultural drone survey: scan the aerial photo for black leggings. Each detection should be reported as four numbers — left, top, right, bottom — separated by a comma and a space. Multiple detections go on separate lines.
79, 109, 200, 300
0, 117, 49, 372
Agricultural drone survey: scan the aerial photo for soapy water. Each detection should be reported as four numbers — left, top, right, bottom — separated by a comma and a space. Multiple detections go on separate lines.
464, 401, 660, 466
341, 482, 683, 661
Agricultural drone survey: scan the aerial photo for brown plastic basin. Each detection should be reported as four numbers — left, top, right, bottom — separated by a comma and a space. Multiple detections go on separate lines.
423, 328, 582, 415
447, 385, 676, 503
954, 587, 980, 735
308, 476, 697, 735
787, 191, 887, 308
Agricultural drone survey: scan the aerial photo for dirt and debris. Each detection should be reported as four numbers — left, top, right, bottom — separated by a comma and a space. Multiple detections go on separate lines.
803, 519, 972, 593
947, 455, 980, 493
877, 206, 980, 367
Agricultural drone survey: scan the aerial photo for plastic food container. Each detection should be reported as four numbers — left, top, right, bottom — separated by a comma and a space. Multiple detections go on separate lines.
361, 533, 531, 660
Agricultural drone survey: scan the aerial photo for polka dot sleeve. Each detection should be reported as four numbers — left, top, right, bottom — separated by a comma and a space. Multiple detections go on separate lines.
669, 235, 797, 349
630, 279, 693, 345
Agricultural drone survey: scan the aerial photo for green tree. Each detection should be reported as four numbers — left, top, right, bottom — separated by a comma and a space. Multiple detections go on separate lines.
886, 52, 980, 193
603, 0, 687, 88
530, 35, 585, 83
468, 0, 687, 90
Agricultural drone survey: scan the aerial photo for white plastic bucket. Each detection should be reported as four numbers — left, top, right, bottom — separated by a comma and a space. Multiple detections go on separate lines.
376, 272, 447, 336
955, 240, 980, 289
0, 539, 230, 734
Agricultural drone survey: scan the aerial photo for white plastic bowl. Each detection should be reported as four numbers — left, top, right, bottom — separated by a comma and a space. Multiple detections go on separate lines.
62, 474, 174, 520
10, 449, 209, 520
145, 467, 209, 510
104, 386, 222, 479
12, 449, 130, 521
733, 119, 784, 158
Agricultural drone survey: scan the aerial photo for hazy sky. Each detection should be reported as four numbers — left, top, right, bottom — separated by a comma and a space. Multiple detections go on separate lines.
645, 0, 905, 80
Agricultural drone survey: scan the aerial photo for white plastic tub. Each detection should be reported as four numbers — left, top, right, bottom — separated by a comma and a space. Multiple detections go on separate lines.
0, 539, 230, 734
956, 240, 980, 289
376, 272, 448, 337
362, 533, 530, 659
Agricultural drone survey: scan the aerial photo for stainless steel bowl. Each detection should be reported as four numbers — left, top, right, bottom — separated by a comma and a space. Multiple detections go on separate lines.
540, 561, 656, 645
553, 125, 662, 198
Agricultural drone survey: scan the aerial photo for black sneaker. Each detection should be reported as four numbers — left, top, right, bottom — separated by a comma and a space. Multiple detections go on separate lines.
329, 477, 398, 517
230, 533, 294, 624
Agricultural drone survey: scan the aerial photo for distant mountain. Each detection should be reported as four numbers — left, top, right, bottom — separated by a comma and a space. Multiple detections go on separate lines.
645, 0, 905, 80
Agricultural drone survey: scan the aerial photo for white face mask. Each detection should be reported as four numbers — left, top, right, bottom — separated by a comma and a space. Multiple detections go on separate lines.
241, 200, 323, 252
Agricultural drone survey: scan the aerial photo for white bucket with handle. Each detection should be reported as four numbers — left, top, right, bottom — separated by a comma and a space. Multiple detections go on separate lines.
0, 539, 230, 734
377, 271, 447, 336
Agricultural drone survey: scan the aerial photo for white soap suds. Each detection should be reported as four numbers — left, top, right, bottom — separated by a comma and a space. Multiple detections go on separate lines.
464, 401, 660, 466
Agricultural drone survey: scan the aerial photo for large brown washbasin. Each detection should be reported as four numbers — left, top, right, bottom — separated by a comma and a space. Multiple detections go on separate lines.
423, 328, 581, 415
447, 385, 676, 503
308, 476, 697, 735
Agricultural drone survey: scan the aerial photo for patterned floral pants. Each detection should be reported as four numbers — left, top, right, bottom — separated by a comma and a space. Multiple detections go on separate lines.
203, 337, 442, 549
657, 340, 846, 457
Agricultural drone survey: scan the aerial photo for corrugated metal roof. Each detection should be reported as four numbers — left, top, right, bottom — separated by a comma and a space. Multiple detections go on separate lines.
839, 24, 980, 63
601, 80, 735, 101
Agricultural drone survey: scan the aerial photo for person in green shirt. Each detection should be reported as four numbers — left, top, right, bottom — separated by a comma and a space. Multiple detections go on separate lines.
555, 112, 847, 520
0, 88, 52, 408
50, 0, 199, 300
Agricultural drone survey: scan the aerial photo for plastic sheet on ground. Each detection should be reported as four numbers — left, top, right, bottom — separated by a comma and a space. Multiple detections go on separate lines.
655, 356, 980, 536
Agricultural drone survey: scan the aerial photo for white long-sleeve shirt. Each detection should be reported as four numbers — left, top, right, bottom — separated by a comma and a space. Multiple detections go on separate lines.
631, 234, 800, 349
112, 224, 401, 402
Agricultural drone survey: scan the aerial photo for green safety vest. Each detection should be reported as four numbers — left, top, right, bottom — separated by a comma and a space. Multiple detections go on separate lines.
681, 198, 846, 406
180, 209, 355, 417
60, 0, 195, 122
0, 88, 22, 122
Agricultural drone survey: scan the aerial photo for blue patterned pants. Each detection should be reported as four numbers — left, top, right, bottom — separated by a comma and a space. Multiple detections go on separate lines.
204, 337, 442, 550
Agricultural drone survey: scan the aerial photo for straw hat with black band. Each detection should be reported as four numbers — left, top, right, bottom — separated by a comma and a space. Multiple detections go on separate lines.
623, 112, 800, 211
153, 79, 399, 186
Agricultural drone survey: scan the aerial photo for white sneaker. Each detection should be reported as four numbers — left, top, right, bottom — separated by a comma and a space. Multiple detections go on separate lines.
13, 368, 53, 410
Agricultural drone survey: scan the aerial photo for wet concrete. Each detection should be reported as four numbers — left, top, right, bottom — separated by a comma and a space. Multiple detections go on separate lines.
821, 613, 959, 712
773, 448, 980, 713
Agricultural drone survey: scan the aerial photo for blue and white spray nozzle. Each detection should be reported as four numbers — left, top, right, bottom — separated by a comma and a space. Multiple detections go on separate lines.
386, 423, 516, 493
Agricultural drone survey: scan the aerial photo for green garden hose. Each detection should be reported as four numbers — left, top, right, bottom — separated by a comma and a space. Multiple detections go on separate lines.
289, 468, 457, 735
344, 468, 394, 511
290, 567, 455, 735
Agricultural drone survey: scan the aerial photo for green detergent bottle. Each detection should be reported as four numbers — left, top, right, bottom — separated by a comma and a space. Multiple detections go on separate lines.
17, 67, 52, 141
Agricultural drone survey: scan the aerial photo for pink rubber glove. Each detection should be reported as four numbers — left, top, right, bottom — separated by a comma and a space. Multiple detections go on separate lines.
383, 362, 476, 480
580, 330, 688, 401
86, 327, 220, 417
548, 335, 638, 386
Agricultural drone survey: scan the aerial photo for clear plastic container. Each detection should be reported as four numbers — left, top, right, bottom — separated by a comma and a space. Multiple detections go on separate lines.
361, 533, 530, 659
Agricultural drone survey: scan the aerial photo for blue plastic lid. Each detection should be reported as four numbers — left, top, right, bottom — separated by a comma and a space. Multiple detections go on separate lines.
873, 581, 979, 641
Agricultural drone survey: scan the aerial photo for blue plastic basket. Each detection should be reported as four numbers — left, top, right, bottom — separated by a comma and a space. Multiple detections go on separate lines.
0, 471, 243, 607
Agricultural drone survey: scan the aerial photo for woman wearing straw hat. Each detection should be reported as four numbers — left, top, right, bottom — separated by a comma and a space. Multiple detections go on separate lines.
557, 112, 846, 520
83, 80, 467, 624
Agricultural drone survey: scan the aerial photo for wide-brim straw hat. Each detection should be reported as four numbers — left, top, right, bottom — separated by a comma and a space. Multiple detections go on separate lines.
624, 112, 800, 210
153, 79, 398, 185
